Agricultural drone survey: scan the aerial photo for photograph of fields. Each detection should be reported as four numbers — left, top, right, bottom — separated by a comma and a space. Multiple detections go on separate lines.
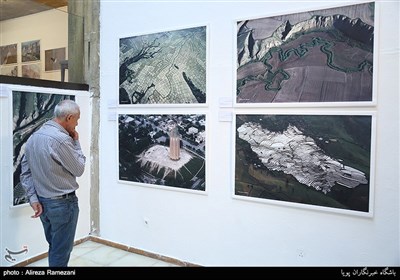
119, 26, 206, 105
119, 114, 206, 191
13, 91, 75, 206
237, 2, 374, 103
235, 114, 373, 213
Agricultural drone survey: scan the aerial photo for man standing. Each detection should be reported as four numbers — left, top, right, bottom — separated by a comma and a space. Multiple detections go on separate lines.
20, 99, 86, 267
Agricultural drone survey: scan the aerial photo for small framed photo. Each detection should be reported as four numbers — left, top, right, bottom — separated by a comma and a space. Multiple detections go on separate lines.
0, 65, 18, 76
22, 63, 41, 79
21, 40, 41, 62
0, 43, 17, 65
45, 47, 66, 71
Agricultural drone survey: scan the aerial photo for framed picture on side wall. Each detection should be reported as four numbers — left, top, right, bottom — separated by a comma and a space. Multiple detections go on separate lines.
12, 91, 75, 206
233, 112, 375, 217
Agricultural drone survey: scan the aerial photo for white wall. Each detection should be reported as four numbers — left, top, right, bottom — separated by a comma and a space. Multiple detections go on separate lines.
99, 0, 399, 266
0, 85, 91, 267
0, 7, 68, 82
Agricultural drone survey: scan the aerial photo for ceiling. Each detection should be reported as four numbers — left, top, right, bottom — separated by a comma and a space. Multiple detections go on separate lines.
0, 0, 68, 22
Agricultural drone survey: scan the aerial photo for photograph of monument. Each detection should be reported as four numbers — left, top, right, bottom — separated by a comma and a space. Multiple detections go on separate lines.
119, 26, 207, 105
236, 2, 375, 104
12, 91, 75, 206
235, 114, 373, 213
119, 114, 206, 191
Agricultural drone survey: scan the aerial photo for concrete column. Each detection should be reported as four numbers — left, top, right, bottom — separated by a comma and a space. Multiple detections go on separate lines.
67, 2, 84, 84
68, 0, 100, 236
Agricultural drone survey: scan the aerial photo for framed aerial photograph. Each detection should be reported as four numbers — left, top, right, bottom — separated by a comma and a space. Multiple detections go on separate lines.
118, 114, 206, 192
22, 63, 41, 79
45, 47, 66, 71
119, 26, 207, 105
0, 43, 17, 65
236, 2, 375, 105
21, 40, 40, 62
12, 91, 75, 206
234, 113, 375, 216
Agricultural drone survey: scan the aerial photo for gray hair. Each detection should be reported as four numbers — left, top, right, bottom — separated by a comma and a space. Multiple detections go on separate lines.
54, 99, 80, 118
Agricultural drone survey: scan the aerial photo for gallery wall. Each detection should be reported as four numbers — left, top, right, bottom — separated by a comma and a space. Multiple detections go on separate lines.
0, 7, 68, 81
99, 0, 399, 266
0, 84, 92, 267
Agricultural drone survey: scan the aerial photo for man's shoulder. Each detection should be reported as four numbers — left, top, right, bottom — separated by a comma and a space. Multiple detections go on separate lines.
34, 122, 70, 143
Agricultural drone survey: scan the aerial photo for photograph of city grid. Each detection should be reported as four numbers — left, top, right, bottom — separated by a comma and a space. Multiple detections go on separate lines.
237, 2, 374, 103
119, 26, 206, 105
12, 91, 75, 206
119, 114, 206, 191
235, 114, 372, 213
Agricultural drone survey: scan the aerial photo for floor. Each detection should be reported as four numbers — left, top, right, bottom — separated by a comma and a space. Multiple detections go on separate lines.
26, 240, 179, 267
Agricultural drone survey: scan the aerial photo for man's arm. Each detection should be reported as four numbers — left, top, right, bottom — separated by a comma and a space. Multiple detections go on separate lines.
20, 154, 42, 218
56, 138, 86, 177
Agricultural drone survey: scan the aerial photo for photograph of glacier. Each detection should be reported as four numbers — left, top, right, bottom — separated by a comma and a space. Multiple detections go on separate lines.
119, 26, 206, 105
13, 91, 75, 206
237, 2, 374, 103
235, 114, 372, 213
119, 114, 206, 191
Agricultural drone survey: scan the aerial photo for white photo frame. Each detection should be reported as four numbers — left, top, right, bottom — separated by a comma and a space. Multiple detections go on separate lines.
234, 1, 378, 108
232, 111, 376, 217
117, 112, 208, 195
118, 24, 209, 107
6, 85, 87, 207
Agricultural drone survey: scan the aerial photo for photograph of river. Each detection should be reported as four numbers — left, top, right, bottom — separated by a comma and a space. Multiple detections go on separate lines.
235, 114, 373, 213
237, 2, 374, 104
